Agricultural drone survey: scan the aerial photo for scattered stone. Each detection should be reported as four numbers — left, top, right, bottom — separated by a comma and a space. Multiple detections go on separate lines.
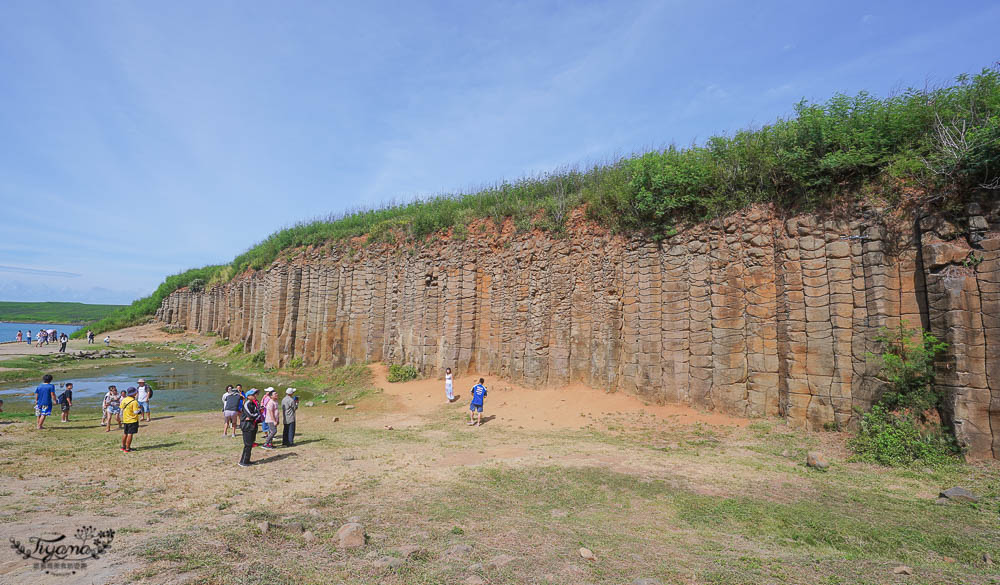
939, 487, 979, 503
299, 497, 318, 507
305, 401, 314, 407
444, 543, 473, 557
346, 516, 362, 523
983, 553, 993, 566
336, 522, 365, 548
486, 554, 516, 569
463, 576, 485, 585
336, 400, 346, 406
258, 521, 271, 534
321, 400, 328, 404
934, 497, 949, 505
633, 579, 661, 585
284, 521, 304, 534
385, 425, 394, 430
333, 417, 340, 422
396, 545, 424, 559
579, 547, 596, 561
892, 565, 913, 575
467, 563, 483, 572
942, 556, 956, 564
344, 405, 355, 410
373, 556, 404, 570
806, 452, 829, 470
550, 509, 568, 518
302, 531, 317, 543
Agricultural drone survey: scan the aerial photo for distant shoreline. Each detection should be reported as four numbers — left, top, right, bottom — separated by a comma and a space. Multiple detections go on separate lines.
0, 320, 91, 326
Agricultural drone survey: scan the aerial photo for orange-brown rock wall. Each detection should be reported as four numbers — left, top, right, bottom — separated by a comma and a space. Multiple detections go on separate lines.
156, 204, 1000, 458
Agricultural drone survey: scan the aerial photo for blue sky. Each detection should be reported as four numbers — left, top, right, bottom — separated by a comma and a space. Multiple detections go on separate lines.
1, 1, 997, 305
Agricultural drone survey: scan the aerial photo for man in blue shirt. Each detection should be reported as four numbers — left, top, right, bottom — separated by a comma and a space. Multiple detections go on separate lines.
467, 378, 488, 427
35, 374, 58, 430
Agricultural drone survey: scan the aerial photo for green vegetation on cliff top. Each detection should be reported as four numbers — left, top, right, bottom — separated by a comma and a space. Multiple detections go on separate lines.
0, 301, 124, 324
80, 65, 1000, 336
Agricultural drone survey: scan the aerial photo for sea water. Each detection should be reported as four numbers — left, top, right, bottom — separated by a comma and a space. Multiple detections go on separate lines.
0, 322, 83, 343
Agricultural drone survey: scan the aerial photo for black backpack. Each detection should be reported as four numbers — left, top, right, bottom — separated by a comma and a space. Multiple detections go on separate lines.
57, 392, 67, 404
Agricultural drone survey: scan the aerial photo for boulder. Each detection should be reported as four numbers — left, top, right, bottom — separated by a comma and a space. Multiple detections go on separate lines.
396, 545, 425, 559
257, 521, 271, 534
302, 531, 317, 543
336, 522, 365, 548
806, 452, 829, 470
892, 565, 913, 575
373, 556, 404, 570
939, 487, 979, 503
579, 547, 596, 561
444, 543, 473, 558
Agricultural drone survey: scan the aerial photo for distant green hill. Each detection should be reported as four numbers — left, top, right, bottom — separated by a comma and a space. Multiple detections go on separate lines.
0, 301, 125, 324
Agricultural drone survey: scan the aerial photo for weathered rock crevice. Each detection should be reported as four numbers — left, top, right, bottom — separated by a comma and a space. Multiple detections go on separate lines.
157, 203, 1000, 458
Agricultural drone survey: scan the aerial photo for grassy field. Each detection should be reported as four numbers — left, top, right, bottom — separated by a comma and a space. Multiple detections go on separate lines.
0, 350, 997, 585
0, 301, 124, 324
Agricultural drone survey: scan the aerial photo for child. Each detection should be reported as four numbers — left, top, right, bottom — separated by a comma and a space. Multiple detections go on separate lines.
103, 335, 111, 346
445, 367, 454, 402
120, 387, 141, 452
58, 382, 74, 422
103, 386, 121, 432
262, 388, 279, 449
467, 378, 487, 426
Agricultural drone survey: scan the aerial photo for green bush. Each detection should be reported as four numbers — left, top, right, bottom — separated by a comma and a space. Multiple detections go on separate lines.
386, 364, 418, 383
250, 350, 266, 365
848, 406, 959, 466
288, 357, 304, 369
214, 338, 230, 347
867, 322, 949, 415
229, 342, 244, 355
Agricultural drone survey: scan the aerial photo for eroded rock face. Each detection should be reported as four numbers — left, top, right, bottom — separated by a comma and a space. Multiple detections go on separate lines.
156, 204, 1000, 459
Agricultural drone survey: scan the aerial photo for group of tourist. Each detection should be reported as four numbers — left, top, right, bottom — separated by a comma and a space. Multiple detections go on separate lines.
223, 384, 299, 467
32, 375, 78, 429
13, 329, 69, 351
444, 367, 489, 426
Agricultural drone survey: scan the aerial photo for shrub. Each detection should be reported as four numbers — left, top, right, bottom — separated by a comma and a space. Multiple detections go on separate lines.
866, 321, 949, 416
250, 350, 266, 365
848, 406, 959, 466
288, 357, 304, 369
214, 338, 230, 347
229, 342, 244, 355
386, 364, 418, 383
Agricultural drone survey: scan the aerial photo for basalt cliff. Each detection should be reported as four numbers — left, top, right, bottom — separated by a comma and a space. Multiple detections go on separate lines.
157, 203, 1000, 459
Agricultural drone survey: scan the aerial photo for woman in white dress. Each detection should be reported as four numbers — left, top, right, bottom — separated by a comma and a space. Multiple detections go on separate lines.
445, 368, 454, 402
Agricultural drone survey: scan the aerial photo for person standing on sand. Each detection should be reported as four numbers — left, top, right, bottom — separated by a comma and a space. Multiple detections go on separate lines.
104, 335, 110, 346
25, 330, 31, 345
136, 379, 153, 422
15, 330, 22, 343
281, 388, 298, 447
222, 385, 240, 437
263, 388, 280, 449
445, 368, 455, 402
238, 389, 261, 467
467, 378, 488, 427
58, 382, 74, 422
34, 374, 58, 429
58, 332, 68, 353
120, 387, 140, 452
87, 330, 94, 344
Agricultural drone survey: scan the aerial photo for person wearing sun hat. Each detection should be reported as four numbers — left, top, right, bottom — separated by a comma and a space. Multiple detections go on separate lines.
120, 387, 141, 452
281, 388, 298, 447
238, 388, 261, 467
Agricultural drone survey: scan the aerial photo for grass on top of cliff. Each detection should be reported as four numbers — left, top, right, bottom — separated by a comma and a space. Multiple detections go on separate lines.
82, 64, 1000, 338
0, 389, 997, 585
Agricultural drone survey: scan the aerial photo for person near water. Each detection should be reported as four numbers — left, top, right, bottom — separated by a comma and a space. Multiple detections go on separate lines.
467, 378, 488, 427
238, 388, 261, 467
262, 388, 279, 449
25, 330, 31, 345
58, 382, 74, 422
34, 374, 58, 430
136, 379, 153, 422
103, 386, 121, 432
120, 387, 141, 452
58, 333, 68, 353
445, 367, 454, 402
35, 330, 44, 348
222, 385, 240, 437
87, 330, 94, 344
281, 388, 298, 447
15, 330, 22, 343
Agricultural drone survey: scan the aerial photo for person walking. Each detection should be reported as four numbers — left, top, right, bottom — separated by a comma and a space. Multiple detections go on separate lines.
120, 387, 141, 452
281, 388, 298, 447
467, 378, 488, 427
136, 379, 153, 422
87, 330, 95, 344
15, 330, 22, 343
262, 388, 279, 449
238, 389, 261, 467
222, 385, 240, 437
58, 382, 74, 422
58, 332, 68, 353
35, 330, 44, 348
34, 374, 58, 430
25, 330, 31, 345
445, 367, 455, 402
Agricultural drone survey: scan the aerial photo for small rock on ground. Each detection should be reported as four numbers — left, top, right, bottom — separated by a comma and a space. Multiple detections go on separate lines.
336, 523, 365, 548
396, 545, 425, 558
283, 521, 304, 534
633, 579, 661, 585
579, 547, 596, 561
373, 556, 404, 570
463, 577, 485, 585
806, 451, 829, 470
257, 521, 270, 533
344, 405, 355, 410
550, 509, 568, 518
486, 554, 516, 569
444, 543, 473, 557
302, 531, 317, 543
939, 486, 979, 503
892, 565, 913, 575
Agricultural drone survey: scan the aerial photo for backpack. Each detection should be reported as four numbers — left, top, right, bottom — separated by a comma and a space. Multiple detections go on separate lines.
57, 391, 67, 404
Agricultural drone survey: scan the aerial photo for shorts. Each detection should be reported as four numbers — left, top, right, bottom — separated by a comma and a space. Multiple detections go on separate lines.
469, 404, 483, 413
60, 403, 71, 412
36, 405, 52, 416
138, 401, 150, 413
261, 421, 271, 432
224, 410, 238, 420
123, 422, 139, 435
107, 406, 121, 415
